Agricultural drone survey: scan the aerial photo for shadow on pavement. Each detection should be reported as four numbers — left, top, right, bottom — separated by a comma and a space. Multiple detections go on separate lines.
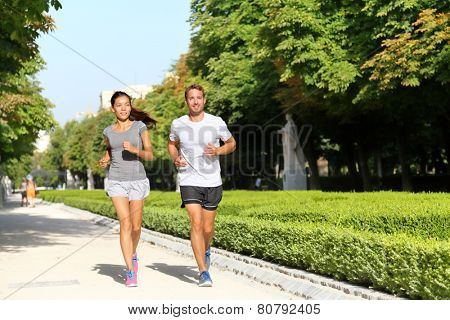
92, 264, 127, 285
146, 263, 198, 284
0, 201, 104, 253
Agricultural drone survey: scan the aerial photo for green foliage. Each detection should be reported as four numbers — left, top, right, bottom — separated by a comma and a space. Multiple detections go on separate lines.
0, 1, 61, 185
182, 0, 450, 192
41, 110, 116, 186
90, 110, 116, 176
42, 125, 66, 172
361, 9, 449, 92
33, 0, 450, 195
256, 0, 360, 93
63, 117, 99, 177
216, 217, 449, 299
0, 0, 62, 91
218, 192, 450, 239
189, 0, 282, 123
2, 154, 32, 188
0, 58, 56, 170
40, 189, 450, 299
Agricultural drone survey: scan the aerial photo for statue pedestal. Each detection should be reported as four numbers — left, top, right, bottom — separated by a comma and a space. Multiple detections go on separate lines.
283, 169, 307, 190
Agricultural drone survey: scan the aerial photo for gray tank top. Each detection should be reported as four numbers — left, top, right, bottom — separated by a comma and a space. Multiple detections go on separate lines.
103, 120, 147, 181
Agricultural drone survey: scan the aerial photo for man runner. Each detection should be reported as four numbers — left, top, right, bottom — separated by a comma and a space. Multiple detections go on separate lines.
168, 84, 236, 287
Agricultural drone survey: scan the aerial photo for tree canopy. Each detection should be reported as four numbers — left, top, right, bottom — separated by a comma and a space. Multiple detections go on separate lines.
39, 0, 449, 191
0, 0, 61, 185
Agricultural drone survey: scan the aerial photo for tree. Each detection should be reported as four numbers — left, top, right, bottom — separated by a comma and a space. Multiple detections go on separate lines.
361, 9, 449, 91
2, 154, 32, 189
133, 0, 449, 191
0, 59, 56, 168
89, 110, 116, 177
189, 1, 293, 188
63, 118, 96, 184
1, 0, 61, 192
358, 8, 449, 189
40, 110, 116, 189
254, 0, 448, 191
0, 0, 61, 91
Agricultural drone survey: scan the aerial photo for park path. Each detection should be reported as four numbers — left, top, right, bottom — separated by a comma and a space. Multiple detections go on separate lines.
0, 194, 295, 300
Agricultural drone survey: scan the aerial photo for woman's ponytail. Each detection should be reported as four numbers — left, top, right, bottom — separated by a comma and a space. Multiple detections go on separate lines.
130, 106, 157, 128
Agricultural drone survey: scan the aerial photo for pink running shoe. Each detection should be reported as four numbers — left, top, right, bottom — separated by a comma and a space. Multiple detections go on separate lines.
125, 270, 137, 287
132, 253, 138, 272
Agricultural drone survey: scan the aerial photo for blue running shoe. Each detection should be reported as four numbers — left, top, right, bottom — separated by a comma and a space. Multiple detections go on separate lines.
198, 271, 213, 287
205, 247, 211, 271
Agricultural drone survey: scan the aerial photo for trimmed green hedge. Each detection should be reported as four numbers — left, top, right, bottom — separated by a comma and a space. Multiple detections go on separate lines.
40, 190, 450, 299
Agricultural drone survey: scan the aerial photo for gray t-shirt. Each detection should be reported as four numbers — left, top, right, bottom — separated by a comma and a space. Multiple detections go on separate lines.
103, 120, 147, 181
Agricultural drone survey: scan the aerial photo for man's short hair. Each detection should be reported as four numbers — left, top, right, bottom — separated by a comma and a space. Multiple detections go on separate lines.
185, 84, 205, 100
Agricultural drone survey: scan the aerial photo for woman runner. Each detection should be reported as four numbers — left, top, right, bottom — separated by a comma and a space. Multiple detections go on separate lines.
99, 91, 155, 287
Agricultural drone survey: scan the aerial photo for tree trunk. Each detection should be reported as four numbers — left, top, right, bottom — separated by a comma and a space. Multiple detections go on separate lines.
303, 140, 321, 190
431, 149, 443, 175
357, 144, 372, 191
231, 169, 237, 189
375, 151, 383, 178
0, 174, 4, 209
419, 149, 427, 175
446, 139, 450, 176
439, 119, 450, 175
343, 143, 359, 190
397, 134, 413, 191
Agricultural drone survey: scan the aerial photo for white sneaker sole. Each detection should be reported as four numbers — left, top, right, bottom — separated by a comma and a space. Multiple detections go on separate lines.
126, 283, 138, 287
198, 281, 212, 287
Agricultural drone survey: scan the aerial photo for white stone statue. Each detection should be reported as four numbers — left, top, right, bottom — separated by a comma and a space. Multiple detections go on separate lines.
66, 169, 75, 189
87, 168, 94, 190
279, 114, 307, 190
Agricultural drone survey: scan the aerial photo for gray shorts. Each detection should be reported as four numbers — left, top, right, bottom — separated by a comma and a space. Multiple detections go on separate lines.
106, 178, 150, 200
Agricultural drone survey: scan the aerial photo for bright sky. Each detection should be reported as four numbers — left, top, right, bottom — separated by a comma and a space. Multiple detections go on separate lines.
37, 0, 191, 125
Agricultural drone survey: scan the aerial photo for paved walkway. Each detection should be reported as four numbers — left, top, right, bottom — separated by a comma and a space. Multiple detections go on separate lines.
0, 194, 295, 300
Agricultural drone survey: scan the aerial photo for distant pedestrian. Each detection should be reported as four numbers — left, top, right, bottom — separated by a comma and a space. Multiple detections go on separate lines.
99, 91, 156, 287
20, 178, 28, 207
26, 175, 36, 208
255, 177, 262, 190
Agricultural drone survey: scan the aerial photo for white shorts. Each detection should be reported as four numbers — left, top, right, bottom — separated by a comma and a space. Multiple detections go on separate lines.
106, 178, 150, 200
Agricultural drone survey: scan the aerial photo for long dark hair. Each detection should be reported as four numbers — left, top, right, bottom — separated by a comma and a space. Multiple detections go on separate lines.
111, 91, 157, 128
